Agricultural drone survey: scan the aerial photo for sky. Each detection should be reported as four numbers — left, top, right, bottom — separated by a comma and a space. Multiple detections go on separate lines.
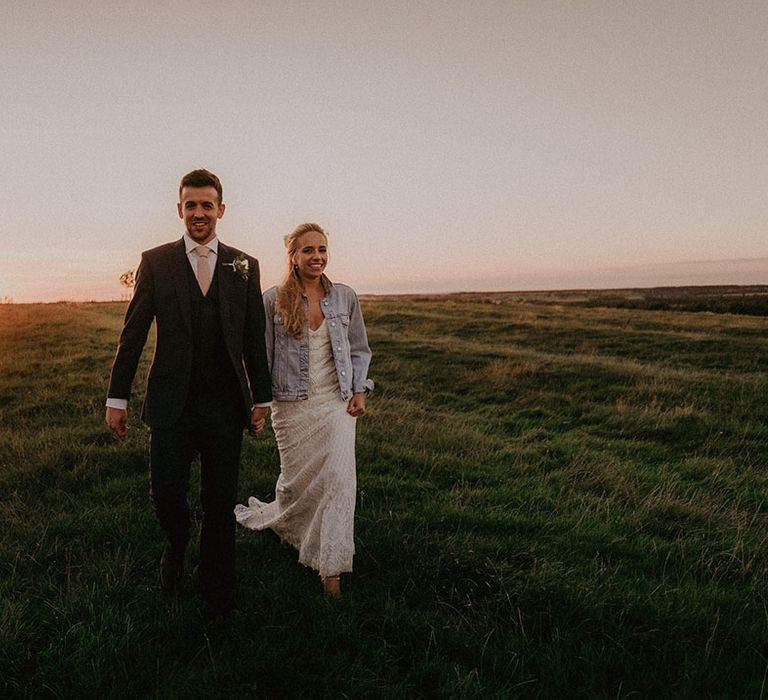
2, 0, 768, 302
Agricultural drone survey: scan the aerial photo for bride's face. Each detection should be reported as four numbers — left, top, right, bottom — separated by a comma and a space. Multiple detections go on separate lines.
292, 231, 328, 282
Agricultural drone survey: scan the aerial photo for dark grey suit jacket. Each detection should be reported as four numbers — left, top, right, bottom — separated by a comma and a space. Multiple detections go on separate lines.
107, 238, 271, 429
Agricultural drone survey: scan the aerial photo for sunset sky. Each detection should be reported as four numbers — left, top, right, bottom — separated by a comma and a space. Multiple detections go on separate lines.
3, 1, 768, 302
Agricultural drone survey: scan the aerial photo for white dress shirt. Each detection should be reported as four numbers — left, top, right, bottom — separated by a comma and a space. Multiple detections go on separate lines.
185, 233, 218, 281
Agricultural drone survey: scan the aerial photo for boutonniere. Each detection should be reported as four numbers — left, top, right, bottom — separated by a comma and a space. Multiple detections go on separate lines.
223, 253, 249, 280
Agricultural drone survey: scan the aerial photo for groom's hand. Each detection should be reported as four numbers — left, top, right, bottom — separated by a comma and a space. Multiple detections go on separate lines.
250, 406, 268, 435
106, 407, 128, 439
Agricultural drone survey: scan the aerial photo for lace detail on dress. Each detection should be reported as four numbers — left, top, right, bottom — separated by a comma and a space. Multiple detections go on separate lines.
235, 321, 357, 577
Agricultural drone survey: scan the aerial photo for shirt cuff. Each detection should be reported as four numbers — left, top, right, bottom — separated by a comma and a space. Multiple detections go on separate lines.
106, 398, 128, 410
252, 402, 272, 408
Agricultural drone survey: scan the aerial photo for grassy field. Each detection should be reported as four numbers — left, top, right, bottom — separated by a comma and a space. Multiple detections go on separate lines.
379, 284, 768, 315
1, 296, 767, 698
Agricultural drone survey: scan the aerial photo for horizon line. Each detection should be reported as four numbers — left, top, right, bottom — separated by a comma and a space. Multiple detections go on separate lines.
3, 282, 768, 306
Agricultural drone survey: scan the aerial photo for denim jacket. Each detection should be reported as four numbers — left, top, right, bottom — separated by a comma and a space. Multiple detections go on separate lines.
264, 279, 374, 401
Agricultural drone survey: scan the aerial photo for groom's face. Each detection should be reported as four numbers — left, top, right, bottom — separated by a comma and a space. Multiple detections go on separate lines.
177, 186, 225, 244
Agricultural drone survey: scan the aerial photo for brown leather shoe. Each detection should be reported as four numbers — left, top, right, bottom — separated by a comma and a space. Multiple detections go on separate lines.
159, 545, 183, 591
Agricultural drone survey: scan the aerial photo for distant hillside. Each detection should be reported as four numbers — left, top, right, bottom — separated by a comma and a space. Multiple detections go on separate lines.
364, 285, 768, 316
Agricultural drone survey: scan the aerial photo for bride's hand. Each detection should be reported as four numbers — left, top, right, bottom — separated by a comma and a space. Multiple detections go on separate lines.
346, 393, 366, 417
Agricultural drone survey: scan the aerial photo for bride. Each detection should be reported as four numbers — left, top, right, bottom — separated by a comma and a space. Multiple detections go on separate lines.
235, 223, 373, 596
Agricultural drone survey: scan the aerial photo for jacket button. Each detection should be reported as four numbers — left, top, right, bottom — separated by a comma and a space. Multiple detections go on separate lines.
341, 370, 346, 376
331, 322, 336, 327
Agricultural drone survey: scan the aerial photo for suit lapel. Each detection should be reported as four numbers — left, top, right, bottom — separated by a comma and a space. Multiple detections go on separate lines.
217, 242, 235, 332
167, 238, 192, 334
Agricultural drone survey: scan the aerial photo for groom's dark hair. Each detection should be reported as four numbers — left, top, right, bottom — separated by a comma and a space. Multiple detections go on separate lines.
179, 169, 223, 204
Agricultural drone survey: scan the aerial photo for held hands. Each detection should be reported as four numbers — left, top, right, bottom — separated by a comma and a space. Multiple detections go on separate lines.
105, 407, 128, 438
347, 392, 366, 418
107, 405, 270, 438
250, 406, 269, 435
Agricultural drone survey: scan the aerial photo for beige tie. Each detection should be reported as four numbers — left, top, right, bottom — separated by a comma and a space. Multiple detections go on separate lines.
193, 246, 212, 295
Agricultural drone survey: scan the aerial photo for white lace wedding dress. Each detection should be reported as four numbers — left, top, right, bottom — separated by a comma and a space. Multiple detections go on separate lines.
235, 320, 357, 578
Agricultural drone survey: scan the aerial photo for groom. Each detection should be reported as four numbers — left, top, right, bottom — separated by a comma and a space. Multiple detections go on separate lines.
105, 169, 271, 616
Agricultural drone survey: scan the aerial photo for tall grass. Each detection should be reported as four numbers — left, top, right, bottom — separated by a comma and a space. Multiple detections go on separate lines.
1, 298, 767, 697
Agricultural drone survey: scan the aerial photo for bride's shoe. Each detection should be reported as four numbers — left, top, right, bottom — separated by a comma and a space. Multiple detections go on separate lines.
322, 575, 341, 598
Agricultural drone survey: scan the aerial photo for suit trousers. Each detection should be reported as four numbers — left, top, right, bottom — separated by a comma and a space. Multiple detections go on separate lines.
149, 422, 242, 602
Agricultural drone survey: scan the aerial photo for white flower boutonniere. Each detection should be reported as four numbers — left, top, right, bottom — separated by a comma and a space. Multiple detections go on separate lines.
224, 253, 250, 280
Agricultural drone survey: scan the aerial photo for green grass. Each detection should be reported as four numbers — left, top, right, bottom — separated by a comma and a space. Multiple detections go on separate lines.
1, 298, 767, 698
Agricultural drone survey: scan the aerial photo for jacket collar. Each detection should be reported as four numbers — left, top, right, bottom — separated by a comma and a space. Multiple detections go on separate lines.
215, 242, 237, 330
167, 238, 193, 333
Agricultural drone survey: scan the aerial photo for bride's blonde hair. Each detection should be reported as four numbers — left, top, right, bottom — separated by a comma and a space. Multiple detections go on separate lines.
275, 223, 329, 339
